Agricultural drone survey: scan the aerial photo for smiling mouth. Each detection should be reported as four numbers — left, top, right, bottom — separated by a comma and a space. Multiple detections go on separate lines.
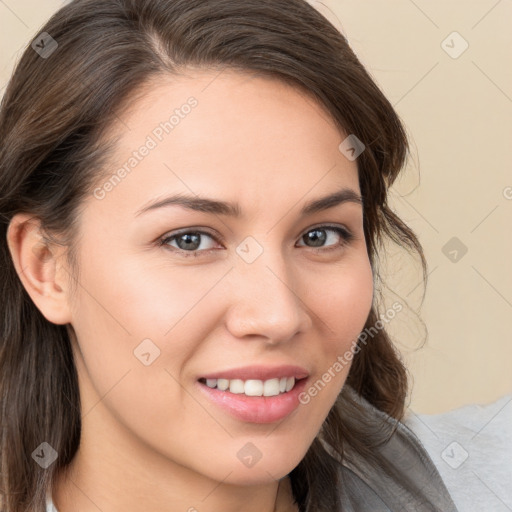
197, 376, 306, 397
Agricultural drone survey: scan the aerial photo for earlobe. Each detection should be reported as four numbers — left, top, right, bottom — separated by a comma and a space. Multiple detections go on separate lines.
6, 213, 73, 325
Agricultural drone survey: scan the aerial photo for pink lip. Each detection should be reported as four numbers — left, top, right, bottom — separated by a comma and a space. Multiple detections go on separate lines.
196, 377, 309, 423
199, 364, 309, 381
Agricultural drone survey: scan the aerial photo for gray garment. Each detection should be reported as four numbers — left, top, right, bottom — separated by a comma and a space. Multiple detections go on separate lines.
404, 394, 512, 512
320, 387, 459, 511
46, 387, 460, 512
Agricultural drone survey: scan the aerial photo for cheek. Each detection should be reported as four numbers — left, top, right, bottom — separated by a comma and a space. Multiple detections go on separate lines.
68, 250, 232, 420
297, 252, 374, 403
306, 251, 374, 347
67, 253, 209, 453
72, 246, 223, 347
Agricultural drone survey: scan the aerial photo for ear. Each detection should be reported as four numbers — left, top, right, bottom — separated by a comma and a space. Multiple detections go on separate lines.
6, 213, 73, 325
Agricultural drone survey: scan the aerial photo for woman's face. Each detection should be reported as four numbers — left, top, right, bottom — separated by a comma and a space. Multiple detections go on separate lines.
64, 69, 374, 488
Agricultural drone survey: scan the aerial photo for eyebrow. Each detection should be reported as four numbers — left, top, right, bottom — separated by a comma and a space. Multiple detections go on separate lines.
134, 187, 363, 218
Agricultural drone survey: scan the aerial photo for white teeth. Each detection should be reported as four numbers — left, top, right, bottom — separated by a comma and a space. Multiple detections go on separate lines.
229, 379, 245, 394
244, 379, 263, 396
217, 378, 229, 391
203, 376, 296, 396
263, 378, 280, 396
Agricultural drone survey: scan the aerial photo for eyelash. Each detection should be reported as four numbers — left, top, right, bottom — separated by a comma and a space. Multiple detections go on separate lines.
157, 224, 355, 259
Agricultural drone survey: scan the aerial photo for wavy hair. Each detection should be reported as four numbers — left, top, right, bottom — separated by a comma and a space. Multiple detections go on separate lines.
0, 0, 426, 510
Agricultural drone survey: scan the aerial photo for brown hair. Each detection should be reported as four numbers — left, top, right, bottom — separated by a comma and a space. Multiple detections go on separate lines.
0, 0, 426, 510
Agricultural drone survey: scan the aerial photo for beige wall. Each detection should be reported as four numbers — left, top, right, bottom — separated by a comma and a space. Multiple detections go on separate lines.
313, 0, 512, 413
1, 0, 511, 414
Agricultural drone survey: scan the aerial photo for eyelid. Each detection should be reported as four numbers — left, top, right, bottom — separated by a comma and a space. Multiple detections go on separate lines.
158, 223, 354, 257
158, 227, 223, 251
295, 224, 354, 253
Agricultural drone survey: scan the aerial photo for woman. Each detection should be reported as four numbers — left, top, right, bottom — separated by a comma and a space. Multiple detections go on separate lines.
0, 0, 458, 511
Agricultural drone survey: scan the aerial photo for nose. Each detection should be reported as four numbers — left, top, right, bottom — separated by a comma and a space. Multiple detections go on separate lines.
224, 247, 313, 344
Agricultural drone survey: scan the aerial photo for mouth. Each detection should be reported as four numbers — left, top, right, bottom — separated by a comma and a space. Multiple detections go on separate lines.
197, 376, 307, 397
196, 376, 310, 423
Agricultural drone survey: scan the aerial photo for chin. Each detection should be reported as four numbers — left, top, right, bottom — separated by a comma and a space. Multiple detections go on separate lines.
205, 446, 305, 486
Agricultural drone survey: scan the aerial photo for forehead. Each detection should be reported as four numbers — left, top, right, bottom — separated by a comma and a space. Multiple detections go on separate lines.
89, 68, 360, 218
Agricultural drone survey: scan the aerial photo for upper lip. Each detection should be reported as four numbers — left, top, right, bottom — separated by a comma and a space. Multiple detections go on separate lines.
199, 364, 310, 381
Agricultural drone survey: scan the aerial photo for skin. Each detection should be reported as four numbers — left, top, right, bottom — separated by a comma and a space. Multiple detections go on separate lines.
7, 69, 374, 512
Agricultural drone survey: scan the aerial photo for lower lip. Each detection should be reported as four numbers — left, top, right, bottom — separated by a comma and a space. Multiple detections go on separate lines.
196, 378, 309, 424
